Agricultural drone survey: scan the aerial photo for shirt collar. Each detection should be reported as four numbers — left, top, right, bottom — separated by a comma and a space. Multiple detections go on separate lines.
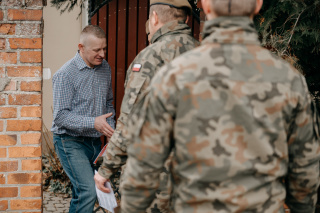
75, 51, 103, 71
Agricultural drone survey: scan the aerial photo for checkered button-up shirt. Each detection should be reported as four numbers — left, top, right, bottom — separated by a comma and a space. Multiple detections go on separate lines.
51, 52, 115, 137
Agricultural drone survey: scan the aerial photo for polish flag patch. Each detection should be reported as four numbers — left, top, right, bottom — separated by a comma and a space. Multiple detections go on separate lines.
132, 64, 142, 72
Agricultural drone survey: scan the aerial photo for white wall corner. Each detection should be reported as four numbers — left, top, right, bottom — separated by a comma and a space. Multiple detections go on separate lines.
82, 0, 89, 29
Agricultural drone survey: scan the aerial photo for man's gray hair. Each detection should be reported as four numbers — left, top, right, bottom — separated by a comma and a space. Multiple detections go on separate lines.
150, 4, 189, 24
80, 25, 106, 44
211, 0, 256, 16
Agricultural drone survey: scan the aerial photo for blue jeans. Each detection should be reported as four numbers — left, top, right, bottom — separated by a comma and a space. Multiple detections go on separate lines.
53, 134, 101, 213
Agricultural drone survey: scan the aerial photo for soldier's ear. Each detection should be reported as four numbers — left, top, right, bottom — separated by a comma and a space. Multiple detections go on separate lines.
152, 10, 159, 25
202, 0, 216, 19
254, 0, 263, 14
185, 15, 189, 24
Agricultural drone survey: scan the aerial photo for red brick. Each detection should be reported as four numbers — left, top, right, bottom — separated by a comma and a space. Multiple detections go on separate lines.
7, 120, 41, 131
0, 148, 6, 158
9, 38, 42, 49
8, 9, 42, 21
0, 135, 17, 145
20, 81, 41, 92
0, 174, 5, 184
0, 95, 5, 105
0, 107, 17, 118
20, 51, 41, 63
0, 24, 16, 35
9, 94, 41, 105
0, 38, 5, 50
0, 11, 3, 21
0, 52, 17, 64
0, 187, 18, 197
21, 186, 41, 197
22, 159, 41, 170
0, 200, 8, 211
0, 120, 3, 132
7, 66, 41, 77
4, 80, 17, 91
0, 161, 18, 172
8, 173, 41, 184
0, 67, 4, 78
10, 199, 41, 210
21, 133, 41, 145
21, 106, 42, 118
8, 146, 41, 158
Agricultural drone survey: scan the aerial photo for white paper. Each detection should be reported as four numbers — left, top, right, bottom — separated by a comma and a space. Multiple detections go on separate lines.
95, 171, 118, 213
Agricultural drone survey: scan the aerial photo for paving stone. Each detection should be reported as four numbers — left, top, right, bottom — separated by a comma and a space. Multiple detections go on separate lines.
43, 191, 110, 213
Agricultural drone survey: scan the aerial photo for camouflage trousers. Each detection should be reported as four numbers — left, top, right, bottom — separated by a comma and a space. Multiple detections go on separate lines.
120, 153, 173, 213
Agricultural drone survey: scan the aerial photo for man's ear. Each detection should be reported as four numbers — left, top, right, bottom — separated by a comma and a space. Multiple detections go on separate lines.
185, 15, 190, 24
152, 10, 159, 26
201, 0, 211, 16
254, 0, 263, 14
78, 43, 84, 52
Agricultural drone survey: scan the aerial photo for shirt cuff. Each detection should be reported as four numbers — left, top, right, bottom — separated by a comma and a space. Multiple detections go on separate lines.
83, 117, 95, 130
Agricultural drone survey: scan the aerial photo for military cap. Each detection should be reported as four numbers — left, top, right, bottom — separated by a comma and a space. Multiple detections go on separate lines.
150, 0, 192, 11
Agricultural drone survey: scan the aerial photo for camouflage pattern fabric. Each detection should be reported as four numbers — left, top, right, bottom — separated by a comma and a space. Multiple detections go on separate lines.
98, 20, 199, 212
120, 16, 320, 213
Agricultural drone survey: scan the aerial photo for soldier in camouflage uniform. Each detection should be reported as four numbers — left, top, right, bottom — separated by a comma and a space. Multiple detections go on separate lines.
120, 0, 320, 212
94, 0, 199, 212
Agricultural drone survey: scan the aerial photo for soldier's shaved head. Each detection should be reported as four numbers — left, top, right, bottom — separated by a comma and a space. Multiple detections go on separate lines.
150, 4, 189, 24
211, 0, 257, 16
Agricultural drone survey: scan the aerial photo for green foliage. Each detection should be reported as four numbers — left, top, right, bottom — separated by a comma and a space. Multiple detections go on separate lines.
50, 0, 85, 16
254, 0, 320, 99
51, 0, 199, 17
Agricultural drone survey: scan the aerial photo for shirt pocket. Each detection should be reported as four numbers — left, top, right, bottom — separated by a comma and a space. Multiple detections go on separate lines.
121, 75, 146, 114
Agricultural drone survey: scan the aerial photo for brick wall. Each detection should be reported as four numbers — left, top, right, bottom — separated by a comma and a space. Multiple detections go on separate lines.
0, 0, 43, 212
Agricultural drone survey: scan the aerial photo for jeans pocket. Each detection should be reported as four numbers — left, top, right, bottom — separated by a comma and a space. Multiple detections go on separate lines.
61, 135, 84, 150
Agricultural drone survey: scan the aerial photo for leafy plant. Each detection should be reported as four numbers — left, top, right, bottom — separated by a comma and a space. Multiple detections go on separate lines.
254, 0, 320, 104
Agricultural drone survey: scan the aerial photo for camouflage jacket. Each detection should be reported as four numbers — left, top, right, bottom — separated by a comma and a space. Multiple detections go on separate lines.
98, 20, 199, 180
120, 17, 320, 213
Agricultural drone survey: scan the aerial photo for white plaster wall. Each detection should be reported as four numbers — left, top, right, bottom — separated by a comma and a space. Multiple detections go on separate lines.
42, 4, 83, 146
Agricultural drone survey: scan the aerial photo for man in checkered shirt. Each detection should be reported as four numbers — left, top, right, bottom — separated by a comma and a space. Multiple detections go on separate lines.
51, 25, 115, 213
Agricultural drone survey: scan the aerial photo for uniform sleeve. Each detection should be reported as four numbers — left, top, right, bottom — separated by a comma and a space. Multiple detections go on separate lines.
98, 119, 129, 179
286, 77, 320, 213
120, 69, 177, 213
98, 68, 133, 180
98, 56, 162, 180
98, 93, 150, 180
52, 73, 95, 132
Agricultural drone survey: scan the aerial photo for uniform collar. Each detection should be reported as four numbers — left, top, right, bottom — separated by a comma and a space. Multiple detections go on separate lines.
202, 16, 260, 46
150, 20, 192, 44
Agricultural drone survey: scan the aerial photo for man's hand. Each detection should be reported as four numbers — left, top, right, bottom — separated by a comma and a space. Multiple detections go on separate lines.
94, 172, 110, 193
94, 113, 114, 137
